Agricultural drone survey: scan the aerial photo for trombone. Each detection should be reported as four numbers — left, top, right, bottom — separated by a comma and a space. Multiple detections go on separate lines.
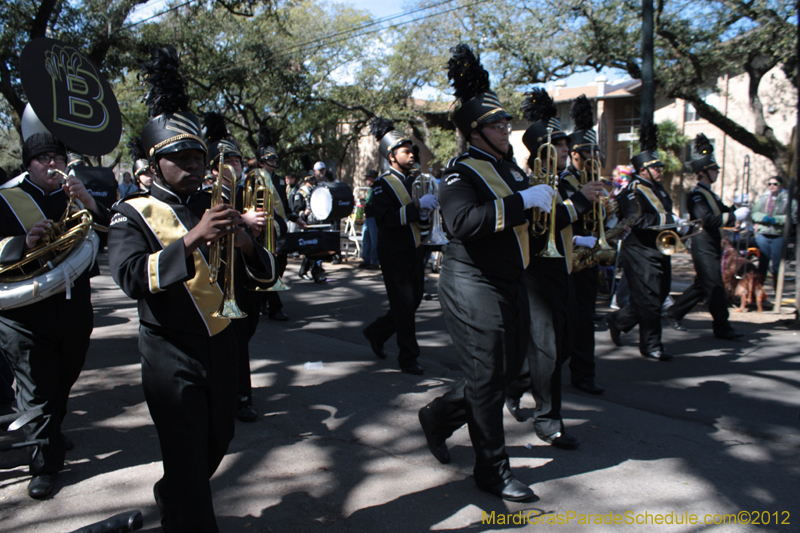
734, 155, 752, 278
242, 168, 289, 291
209, 143, 247, 319
529, 128, 561, 258
647, 219, 704, 255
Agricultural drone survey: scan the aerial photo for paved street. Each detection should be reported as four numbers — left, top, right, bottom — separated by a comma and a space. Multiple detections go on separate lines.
1, 252, 799, 532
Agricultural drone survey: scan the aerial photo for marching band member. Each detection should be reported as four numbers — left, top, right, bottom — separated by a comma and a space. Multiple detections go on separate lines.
129, 137, 155, 192
362, 117, 434, 375
204, 112, 271, 423
0, 131, 109, 499
562, 95, 605, 395
665, 134, 747, 339
418, 45, 553, 501
108, 47, 274, 532
505, 89, 601, 451
606, 124, 677, 360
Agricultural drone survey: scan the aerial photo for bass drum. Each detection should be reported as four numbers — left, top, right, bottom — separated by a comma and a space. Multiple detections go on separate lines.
310, 182, 354, 223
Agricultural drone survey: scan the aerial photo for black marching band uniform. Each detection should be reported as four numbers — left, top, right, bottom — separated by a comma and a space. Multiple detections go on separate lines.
607, 125, 676, 360
108, 48, 274, 532
257, 126, 293, 321
505, 89, 593, 449
666, 134, 744, 340
0, 133, 109, 498
562, 95, 604, 394
362, 118, 428, 374
418, 44, 538, 502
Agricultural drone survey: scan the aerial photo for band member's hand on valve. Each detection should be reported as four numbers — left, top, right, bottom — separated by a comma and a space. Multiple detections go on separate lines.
62, 174, 99, 212
518, 183, 554, 212
184, 204, 244, 256
418, 194, 438, 220
242, 207, 267, 237
24, 219, 53, 250
579, 180, 605, 203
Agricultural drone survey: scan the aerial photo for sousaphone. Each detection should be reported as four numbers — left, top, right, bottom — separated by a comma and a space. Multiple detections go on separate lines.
1, 38, 121, 309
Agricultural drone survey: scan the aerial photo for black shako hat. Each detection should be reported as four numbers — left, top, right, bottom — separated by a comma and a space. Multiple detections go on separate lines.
369, 117, 411, 159
257, 124, 279, 162
689, 133, 719, 173
203, 112, 242, 167
568, 95, 598, 153
631, 123, 664, 174
520, 88, 567, 156
138, 47, 206, 160
448, 44, 512, 138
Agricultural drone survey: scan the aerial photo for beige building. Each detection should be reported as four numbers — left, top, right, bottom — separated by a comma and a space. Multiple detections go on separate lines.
508, 67, 796, 213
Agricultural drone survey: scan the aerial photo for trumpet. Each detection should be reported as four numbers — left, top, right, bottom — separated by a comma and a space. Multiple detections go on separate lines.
412, 173, 448, 247
530, 130, 558, 238
242, 168, 289, 291
573, 199, 641, 272
647, 219, 704, 255
209, 143, 247, 319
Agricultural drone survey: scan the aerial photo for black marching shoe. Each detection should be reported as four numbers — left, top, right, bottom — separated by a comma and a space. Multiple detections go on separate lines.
715, 329, 744, 341
477, 477, 535, 502
572, 381, 605, 395
28, 474, 56, 499
400, 363, 424, 375
543, 432, 580, 450
236, 405, 258, 422
667, 316, 688, 331
363, 330, 387, 359
418, 406, 450, 464
505, 396, 526, 422
642, 350, 673, 362
153, 479, 165, 516
606, 317, 622, 346
269, 311, 290, 322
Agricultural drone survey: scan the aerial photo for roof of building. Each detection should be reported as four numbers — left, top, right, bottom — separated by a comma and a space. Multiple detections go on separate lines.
550, 79, 641, 103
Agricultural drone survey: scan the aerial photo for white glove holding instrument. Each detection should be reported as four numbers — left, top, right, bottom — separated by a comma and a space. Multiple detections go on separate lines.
418, 194, 438, 212
573, 236, 597, 248
734, 206, 750, 222
519, 184, 554, 212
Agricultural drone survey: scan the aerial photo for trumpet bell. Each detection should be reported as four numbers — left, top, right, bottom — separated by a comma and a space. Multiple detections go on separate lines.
250, 277, 290, 292
656, 230, 684, 255
211, 295, 248, 319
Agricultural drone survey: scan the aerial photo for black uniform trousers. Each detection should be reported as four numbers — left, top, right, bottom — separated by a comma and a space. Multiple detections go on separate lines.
264, 253, 288, 315
364, 242, 425, 367
234, 292, 262, 408
506, 267, 572, 440
609, 244, 671, 354
140, 324, 238, 533
425, 251, 527, 484
0, 289, 92, 475
568, 265, 598, 385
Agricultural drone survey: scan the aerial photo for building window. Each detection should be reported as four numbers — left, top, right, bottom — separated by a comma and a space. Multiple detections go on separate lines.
685, 102, 698, 122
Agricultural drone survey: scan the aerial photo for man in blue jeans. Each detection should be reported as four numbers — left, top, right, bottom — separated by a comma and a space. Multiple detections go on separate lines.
359, 169, 379, 269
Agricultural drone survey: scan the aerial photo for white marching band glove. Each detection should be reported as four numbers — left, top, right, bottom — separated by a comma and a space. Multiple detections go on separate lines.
734, 206, 750, 222
677, 217, 690, 236
519, 184, 554, 213
573, 235, 597, 248
418, 194, 438, 221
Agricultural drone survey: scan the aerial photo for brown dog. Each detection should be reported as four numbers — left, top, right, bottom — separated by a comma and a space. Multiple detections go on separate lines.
721, 236, 767, 312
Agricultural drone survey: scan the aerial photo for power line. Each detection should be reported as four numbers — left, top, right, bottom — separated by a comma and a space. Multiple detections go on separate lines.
122, 0, 196, 30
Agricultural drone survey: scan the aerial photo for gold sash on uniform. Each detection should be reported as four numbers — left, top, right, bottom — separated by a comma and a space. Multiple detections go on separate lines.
695, 187, 721, 216
127, 197, 230, 336
381, 173, 422, 248
458, 158, 530, 268
0, 188, 48, 258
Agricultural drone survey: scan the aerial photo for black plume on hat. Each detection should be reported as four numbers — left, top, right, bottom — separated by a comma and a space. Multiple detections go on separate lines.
693, 133, 713, 156
521, 88, 556, 124
369, 117, 395, 142
204, 112, 229, 145
447, 43, 490, 104
258, 125, 276, 150
570, 95, 594, 131
639, 122, 659, 153
128, 137, 148, 162
138, 47, 190, 118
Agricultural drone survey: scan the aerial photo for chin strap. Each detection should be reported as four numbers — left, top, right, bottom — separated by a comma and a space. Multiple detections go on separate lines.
476, 128, 507, 159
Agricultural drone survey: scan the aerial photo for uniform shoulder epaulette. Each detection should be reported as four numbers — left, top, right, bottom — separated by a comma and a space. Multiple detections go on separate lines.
446, 152, 470, 169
